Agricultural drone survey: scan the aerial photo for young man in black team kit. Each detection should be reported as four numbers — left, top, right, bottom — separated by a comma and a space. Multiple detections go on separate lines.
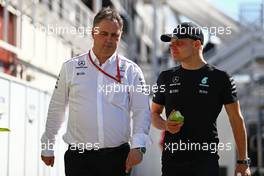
151, 22, 251, 176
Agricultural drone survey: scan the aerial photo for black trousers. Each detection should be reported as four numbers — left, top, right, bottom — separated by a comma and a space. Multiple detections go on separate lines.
64, 143, 130, 176
162, 157, 219, 176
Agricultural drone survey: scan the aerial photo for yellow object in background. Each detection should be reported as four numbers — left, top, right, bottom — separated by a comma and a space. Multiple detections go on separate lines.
0, 128, 10, 132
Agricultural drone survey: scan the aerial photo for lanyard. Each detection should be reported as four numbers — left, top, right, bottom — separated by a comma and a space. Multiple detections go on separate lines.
88, 50, 121, 83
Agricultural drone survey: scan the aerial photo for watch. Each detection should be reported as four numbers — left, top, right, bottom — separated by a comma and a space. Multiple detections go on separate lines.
237, 158, 251, 165
135, 147, 146, 154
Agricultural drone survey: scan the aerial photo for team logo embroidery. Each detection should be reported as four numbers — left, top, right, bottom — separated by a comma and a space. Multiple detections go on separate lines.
55, 74, 60, 89
201, 77, 208, 84
172, 76, 179, 83
78, 60, 85, 66
120, 63, 125, 69
170, 76, 181, 86
77, 72, 85, 75
76, 60, 87, 69
199, 76, 209, 94
169, 89, 179, 94
199, 76, 209, 87
120, 63, 126, 72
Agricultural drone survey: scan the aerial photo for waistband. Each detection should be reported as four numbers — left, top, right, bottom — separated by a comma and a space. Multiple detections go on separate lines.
68, 142, 129, 153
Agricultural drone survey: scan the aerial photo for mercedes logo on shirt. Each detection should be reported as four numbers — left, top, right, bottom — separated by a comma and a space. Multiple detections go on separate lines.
172, 76, 179, 83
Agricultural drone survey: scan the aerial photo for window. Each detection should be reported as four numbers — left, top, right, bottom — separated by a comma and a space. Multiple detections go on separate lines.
81, 0, 93, 11
48, 0, 52, 11
102, 0, 113, 8
75, 5, 81, 26
59, 0, 63, 19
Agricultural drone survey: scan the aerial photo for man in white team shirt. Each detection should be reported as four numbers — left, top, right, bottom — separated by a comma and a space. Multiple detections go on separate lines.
41, 7, 151, 176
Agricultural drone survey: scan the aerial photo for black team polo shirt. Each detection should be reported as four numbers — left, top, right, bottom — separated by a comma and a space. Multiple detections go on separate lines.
152, 64, 238, 163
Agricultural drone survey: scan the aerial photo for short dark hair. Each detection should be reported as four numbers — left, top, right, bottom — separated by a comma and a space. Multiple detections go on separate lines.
93, 7, 123, 30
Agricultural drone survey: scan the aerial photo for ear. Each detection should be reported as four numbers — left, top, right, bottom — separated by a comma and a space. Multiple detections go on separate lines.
118, 30, 123, 40
92, 26, 99, 39
193, 40, 201, 48
91, 30, 95, 39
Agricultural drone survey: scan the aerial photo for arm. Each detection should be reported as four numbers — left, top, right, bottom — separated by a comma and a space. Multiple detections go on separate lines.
225, 101, 248, 160
151, 102, 183, 134
151, 72, 183, 134
41, 63, 69, 158
151, 72, 167, 131
129, 66, 151, 149
126, 65, 151, 172
225, 101, 251, 176
220, 73, 250, 175
151, 102, 166, 130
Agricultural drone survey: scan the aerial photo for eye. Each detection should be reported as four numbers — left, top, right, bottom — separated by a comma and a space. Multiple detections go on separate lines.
177, 41, 184, 46
169, 43, 177, 48
99, 31, 108, 36
111, 33, 119, 38
170, 41, 185, 47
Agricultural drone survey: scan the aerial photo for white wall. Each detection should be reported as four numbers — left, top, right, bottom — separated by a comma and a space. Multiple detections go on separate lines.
133, 126, 162, 176
19, 16, 73, 91
0, 78, 10, 176
0, 74, 68, 176
9, 82, 26, 176
20, 16, 72, 75
217, 108, 236, 176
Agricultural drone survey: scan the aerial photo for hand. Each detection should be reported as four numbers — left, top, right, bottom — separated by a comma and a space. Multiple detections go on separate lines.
41, 155, 55, 167
165, 119, 183, 134
235, 164, 251, 176
125, 149, 143, 173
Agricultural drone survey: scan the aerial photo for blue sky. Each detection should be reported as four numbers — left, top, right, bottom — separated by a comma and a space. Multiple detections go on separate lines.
209, 0, 262, 20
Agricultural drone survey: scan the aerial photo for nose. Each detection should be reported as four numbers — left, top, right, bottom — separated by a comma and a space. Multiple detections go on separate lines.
105, 35, 116, 44
106, 34, 112, 41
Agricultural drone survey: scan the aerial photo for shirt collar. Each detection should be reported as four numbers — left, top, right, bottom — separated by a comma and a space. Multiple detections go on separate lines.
90, 49, 117, 67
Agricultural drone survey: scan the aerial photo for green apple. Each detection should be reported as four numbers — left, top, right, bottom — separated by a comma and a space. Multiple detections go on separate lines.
169, 110, 184, 122
0, 128, 10, 132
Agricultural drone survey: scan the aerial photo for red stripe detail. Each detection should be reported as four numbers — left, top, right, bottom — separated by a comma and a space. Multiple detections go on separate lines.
88, 51, 121, 83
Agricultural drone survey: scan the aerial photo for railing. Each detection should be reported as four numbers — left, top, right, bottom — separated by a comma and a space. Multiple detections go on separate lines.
208, 31, 264, 74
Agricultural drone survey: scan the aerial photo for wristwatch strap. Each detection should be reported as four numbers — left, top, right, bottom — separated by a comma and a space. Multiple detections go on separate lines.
237, 158, 251, 165
135, 147, 146, 154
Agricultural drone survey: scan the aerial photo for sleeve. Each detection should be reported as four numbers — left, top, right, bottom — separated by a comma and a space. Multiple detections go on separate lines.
129, 65, 151, 149
41, 63, 69, 156
220, 72, 238, 105
152, 72, 166, 105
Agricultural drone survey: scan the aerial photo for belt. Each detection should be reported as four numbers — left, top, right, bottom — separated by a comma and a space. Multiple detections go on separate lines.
68, 143, 129, 153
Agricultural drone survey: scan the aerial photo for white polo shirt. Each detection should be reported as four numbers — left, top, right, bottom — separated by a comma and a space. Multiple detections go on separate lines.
41, 49, 151, 156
